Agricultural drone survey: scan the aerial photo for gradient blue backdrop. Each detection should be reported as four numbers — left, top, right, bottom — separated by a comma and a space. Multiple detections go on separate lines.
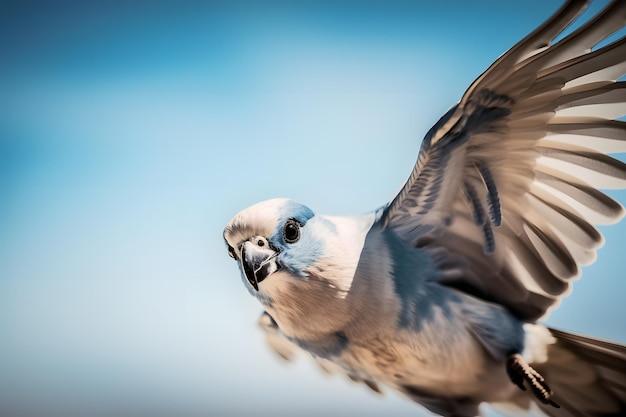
1, 1, 624, 416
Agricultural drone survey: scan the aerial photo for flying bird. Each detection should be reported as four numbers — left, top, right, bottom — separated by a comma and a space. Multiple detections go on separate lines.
223, 1, 626, 416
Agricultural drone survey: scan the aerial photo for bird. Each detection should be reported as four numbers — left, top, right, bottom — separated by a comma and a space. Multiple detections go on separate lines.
223, 1, 626, 416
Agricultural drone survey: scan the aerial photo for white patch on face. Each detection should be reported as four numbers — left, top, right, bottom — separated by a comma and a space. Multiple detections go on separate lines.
224, 198, 293, 254
310, 213, 377, 298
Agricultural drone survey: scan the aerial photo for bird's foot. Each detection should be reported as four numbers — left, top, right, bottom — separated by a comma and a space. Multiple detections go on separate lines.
506, 353, 560, 408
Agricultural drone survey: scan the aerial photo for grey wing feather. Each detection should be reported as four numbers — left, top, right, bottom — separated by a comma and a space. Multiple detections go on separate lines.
381, 0, 626, 321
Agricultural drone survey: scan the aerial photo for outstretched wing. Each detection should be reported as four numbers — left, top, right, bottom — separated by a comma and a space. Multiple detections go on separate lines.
381, 0, 626, 321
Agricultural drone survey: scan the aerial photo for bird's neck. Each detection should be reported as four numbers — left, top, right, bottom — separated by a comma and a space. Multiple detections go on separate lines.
263, 213, 402, 343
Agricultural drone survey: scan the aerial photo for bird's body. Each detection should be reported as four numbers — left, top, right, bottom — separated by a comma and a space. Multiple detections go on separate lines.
224, 1, 626, 415
227, 202, 550, 415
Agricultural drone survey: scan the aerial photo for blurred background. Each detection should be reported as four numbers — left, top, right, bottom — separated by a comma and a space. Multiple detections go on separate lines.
1, 1, 624, 416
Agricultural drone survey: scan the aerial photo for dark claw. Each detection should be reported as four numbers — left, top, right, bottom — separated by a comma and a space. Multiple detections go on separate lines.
506, 356, 526, 391
506, 354, 560, 409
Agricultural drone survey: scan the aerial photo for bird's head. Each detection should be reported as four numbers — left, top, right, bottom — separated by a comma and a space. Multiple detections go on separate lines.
223, 198, 321, 294
223, 198, 375, 337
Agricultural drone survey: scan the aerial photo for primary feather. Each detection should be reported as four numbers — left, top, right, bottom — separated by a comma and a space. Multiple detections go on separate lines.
382, 0, 626, 322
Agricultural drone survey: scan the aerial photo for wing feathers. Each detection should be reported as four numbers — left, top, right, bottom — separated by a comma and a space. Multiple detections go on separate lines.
464, 181, 487, 227
537, 146, 626, 189
382, 0, 626, 320
531, 173, 624, 224
475, 162, 502, 226
555, 82, 626, 119
546, 120, 626, 153
541, 38, 626, 85
530, 0, 626, 69
526, 192, 603, 250
523, 221, 578, 280
466, 0, 589, 99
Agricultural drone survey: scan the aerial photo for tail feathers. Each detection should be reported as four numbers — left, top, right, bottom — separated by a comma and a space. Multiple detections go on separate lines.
532, 328, 626, 417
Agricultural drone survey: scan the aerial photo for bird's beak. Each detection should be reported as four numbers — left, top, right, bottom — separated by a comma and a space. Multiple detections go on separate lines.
240, 240, 280, 291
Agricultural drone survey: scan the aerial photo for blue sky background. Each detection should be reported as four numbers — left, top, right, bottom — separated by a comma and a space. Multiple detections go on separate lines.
1, 1, 624, 416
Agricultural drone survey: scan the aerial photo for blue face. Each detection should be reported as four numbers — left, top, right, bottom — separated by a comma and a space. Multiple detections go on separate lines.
225, 198, 342, 306
266, 201, 328, 278
225, 199, 331, 300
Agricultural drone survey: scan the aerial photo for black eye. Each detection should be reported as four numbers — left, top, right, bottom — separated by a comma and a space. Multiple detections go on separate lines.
283, 219, 301, 243
227, 245, 238, 260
